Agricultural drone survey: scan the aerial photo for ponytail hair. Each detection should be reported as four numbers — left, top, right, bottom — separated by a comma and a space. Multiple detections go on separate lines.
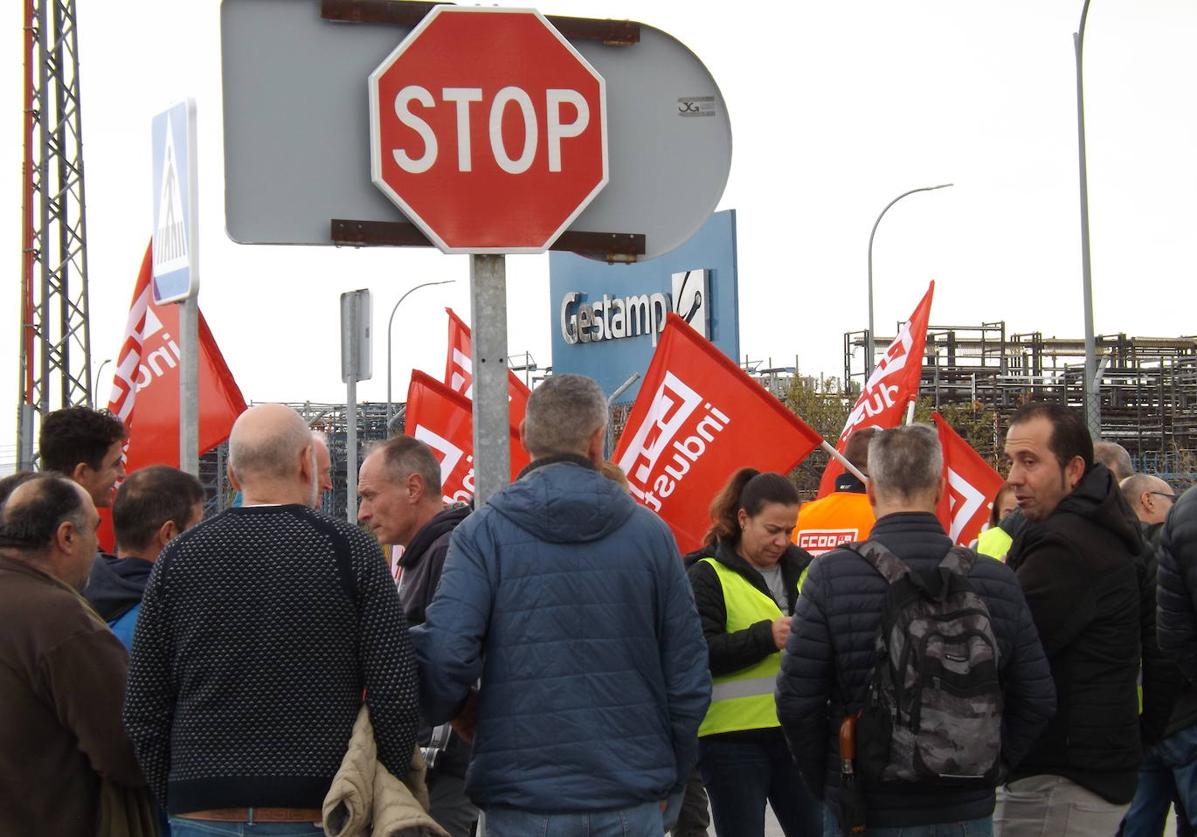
704, 468, 800, 546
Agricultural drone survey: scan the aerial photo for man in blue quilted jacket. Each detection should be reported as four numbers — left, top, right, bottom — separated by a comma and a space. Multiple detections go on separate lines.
413, 373, 711, 837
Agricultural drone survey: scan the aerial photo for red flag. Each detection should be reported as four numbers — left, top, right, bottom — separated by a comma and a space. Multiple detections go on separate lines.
614, 314, 823, 553
444, 308, 532, 426
405, 370, 530, 504
97, 243, 247, 551
818, 281, 935, 497
107, 243, 247, 472
932, 412, 1006, 546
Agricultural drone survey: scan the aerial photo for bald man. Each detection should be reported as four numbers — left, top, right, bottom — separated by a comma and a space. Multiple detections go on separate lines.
1122, 473, 1177, 528
124, 404, 420, 832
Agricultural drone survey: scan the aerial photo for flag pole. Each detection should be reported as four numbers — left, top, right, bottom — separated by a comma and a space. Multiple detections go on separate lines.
820, 440, 867, 484
905, 399, 916, 426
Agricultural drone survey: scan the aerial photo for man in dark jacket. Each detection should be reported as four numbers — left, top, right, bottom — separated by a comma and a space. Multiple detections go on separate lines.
358, 435, 474, 836
996, 402, 1144, 835
413, 374, 710, 836
85, 465, 205, 648
0, 474, 146, 835
777, 424, 1055, 835
1155, 484, 1197, 835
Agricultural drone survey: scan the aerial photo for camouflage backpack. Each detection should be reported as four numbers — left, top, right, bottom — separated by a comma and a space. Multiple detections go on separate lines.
847, 540, 1003, 788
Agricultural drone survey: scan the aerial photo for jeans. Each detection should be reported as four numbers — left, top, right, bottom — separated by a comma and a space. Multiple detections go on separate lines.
1122, 725, 1197, 836
427, 770, 480, 837
483, 801, 663, 837
698, 732, 821, 837
167, 819, 322, 836
822, 807, 992, 837
994, 775, 1129, 837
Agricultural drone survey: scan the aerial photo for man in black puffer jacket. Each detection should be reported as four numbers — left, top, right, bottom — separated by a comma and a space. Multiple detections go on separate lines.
357, 435, 474, 837
1155, 485, 1197, 835
997, 402, 1144, 836
777, 424, 1055, 835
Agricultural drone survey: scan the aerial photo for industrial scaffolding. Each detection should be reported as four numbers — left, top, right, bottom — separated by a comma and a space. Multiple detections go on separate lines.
845, 323, 1197, 478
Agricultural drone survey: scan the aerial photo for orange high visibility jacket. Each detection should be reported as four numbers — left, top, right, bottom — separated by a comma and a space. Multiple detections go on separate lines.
793, 491, 876, 556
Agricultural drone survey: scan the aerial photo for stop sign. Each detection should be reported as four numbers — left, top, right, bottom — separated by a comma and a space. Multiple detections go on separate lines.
368, 8, 609, 254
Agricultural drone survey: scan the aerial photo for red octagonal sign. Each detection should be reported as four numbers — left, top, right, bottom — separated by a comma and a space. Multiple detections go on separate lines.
369, 7, 609, 254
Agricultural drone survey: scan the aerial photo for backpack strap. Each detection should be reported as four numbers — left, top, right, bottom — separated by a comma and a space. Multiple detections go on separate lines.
845, 540, 910, 586
939, 545, 977, 576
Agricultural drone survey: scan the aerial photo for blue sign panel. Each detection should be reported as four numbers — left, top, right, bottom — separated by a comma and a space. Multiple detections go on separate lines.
151, 100, 197, 303
549, 209, 739, 403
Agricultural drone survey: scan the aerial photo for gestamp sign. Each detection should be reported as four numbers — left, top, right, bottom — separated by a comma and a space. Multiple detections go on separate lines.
368, 7, 609, 254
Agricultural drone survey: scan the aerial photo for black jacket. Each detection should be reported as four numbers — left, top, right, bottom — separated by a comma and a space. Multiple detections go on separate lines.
84, 553, 153, 623
776, 512, 1055, 829
1006, 463, 1143, 803
397, 504, 471, 626
1136, 521, 1193, 745
1156, 487, 1197, 736
398, 503, 472, 778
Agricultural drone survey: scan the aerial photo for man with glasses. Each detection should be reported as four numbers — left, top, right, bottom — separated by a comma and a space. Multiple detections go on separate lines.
1122, 474, 1177, 529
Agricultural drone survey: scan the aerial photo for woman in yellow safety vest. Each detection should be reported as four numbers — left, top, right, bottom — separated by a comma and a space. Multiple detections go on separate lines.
685, 468, 821, 837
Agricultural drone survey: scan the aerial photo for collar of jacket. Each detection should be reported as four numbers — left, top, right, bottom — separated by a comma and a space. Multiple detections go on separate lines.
516, 452, 597, 480
712, 538, 808, 611
869, 510, 947, 539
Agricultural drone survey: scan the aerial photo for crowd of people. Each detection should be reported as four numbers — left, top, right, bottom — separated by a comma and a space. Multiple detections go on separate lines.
2, 377, 1196, 837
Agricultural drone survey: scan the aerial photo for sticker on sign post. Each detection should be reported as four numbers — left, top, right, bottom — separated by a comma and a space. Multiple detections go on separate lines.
151, 100, 199, 303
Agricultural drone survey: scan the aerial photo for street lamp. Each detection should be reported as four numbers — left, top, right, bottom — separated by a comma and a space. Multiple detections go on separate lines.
93, 358, 112, 406
1075, 0, 1100, 439
867, 183, 953, 375
386, 280, 455, 426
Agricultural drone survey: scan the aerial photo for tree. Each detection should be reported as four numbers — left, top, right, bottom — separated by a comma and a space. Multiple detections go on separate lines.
783, 375, 852, 496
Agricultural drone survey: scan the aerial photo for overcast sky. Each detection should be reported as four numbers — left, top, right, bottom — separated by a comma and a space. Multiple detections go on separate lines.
3, 1, 1195, 462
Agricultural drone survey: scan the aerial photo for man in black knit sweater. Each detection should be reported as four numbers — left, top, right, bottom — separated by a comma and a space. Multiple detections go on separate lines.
123, 404, 419, 834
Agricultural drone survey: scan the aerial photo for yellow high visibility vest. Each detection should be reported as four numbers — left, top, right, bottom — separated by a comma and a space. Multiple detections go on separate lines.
698, 558, 795, 737
977, 526, 1013, 561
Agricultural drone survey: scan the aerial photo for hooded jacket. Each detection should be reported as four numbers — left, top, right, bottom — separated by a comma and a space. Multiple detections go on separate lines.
85, 554, 154, 647
1006, 463, 1143, 803
412, 456, 711, 813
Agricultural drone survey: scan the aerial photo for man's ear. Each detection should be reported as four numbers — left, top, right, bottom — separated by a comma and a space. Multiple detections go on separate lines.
586, 426, 605, 467
71, 461, 90, 484
519, 419, 528, 449
1065, 455, 1086, 491
226, 463, 241, 492
156, 518, 178, 548
298, 443, 315, 484
934, 474, 947, 505
54, 519, 75, 554
407, 472, 425, 504
865, 479, 878, 511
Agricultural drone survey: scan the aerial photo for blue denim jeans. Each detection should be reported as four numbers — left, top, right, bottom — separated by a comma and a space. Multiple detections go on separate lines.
1121, 725, 1197, 836
167, 818, 322, 836
822, 806, 992, 837
483, 801, 664, 837
698, 733, 821, 837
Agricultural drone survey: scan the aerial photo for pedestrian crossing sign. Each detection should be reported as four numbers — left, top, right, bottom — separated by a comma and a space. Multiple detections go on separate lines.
151, 100, 198, 303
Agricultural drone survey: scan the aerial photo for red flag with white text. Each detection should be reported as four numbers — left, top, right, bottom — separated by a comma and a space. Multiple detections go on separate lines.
932, 412, 1006, 546
614, 314, 823, 553
107, 243, 247, 473
405, 370, 530, 504
817, 281, 935, 497
444, 308, 532, 426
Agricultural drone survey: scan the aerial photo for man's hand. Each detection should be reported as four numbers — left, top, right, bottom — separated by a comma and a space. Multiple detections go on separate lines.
450, 688, 479, 743
771, 616, 792, 650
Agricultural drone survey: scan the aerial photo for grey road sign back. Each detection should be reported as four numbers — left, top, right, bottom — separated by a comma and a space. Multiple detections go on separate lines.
220, 0, 732, 261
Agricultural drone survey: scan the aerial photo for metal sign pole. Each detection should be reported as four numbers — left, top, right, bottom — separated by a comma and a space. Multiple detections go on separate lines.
179, 296, 200, 475
346, 376, 358, 521
470, 254, 511, 506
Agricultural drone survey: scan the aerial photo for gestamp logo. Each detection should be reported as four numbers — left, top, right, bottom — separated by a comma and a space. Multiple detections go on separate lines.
412, 424, 475, 504
617, 371, 730, 512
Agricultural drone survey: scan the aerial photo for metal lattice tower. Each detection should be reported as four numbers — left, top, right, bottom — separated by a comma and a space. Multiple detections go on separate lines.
17, 0, 93, 468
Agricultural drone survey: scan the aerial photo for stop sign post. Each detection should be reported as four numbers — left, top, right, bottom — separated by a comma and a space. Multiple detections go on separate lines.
369, 7, 610, 503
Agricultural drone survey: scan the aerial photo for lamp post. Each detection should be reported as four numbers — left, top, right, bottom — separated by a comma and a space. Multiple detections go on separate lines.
1075, 0, 1100, 439
93, 358, 112, 406
386, 280, 455, 427
867, 183, 953, 375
